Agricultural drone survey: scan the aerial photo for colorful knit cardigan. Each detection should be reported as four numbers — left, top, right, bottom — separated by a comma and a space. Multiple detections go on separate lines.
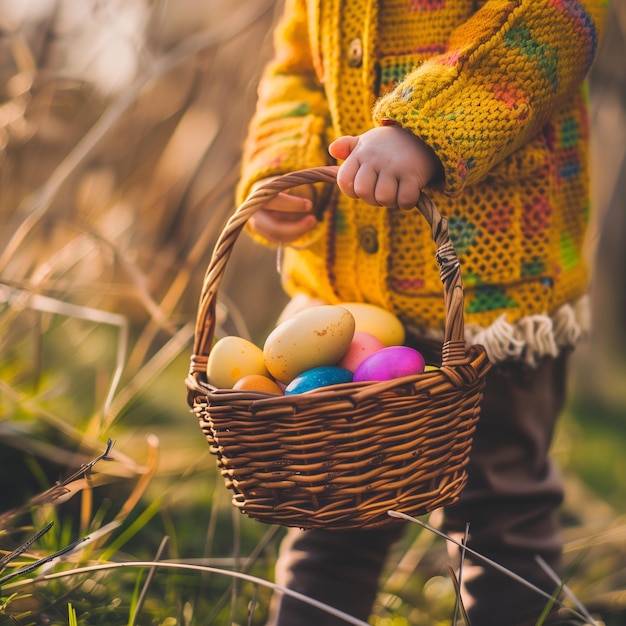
237, 0, 607, 365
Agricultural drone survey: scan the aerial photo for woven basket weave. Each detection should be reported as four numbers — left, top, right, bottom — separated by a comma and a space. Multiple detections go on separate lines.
186, 166, 491, 531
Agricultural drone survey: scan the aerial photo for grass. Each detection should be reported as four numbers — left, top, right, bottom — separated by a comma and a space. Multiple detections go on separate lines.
1, 1, 626, 624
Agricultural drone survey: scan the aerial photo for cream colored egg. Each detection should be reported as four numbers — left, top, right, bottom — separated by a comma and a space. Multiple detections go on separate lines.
338, 302, 405, 346
263, 305, 355, 384
207, 336, 269, 389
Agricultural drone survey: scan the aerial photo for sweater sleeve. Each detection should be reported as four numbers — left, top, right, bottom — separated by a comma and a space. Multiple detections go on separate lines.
372, 0, 606, 196
236, 0, 333, 206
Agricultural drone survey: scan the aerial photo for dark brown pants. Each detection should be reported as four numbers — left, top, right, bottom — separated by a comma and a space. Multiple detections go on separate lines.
266, 353, 569, 626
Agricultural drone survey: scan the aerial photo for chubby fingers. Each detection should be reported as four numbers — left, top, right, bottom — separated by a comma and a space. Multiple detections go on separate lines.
336, 161, 421, 209
259, 190, 314, 213
248, 191, 318, 244
249, 210, 318, 244
331, 135, 422, 209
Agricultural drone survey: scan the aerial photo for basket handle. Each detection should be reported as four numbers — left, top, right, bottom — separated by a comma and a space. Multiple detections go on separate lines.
188, 165, 467, 382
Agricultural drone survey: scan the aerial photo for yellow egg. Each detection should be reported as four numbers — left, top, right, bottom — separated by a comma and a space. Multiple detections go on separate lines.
206, 336, 269, 389
263, 305, 355, 384
338, 302, 405, 347
233, 374, 284, 395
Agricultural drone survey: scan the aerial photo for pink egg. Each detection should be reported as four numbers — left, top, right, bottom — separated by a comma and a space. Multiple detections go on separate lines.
338, 331, 386, 372
353, 346, 425, 382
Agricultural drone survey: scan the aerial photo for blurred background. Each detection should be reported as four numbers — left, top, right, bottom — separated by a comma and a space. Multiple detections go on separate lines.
0, 1, 624, 624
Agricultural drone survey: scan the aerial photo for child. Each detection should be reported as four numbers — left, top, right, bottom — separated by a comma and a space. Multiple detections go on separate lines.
236, 1, 607, 624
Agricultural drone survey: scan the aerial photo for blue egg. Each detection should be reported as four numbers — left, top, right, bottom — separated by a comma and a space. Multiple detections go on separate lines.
285, 366, 354, 394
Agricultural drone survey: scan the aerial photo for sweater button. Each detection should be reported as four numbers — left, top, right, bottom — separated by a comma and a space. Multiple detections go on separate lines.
359, 226, 378, 254
348, 38, 363, 68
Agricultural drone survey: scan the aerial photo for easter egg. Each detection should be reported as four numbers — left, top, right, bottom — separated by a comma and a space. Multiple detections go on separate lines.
233, 374, 284, 395
285, 366, 354, 395
353, 346, 425, 383
263, 305, 355, 384
338, 331, 386, 372
207, 336, 268, 389
338, 302, 405, 346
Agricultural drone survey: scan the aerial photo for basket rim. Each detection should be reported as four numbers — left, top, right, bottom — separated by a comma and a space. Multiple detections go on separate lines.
187, 342, 490, 411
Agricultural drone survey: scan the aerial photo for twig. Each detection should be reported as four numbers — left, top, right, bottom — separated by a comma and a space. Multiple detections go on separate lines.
0, 521, 54, 572
0, 536, 89, 587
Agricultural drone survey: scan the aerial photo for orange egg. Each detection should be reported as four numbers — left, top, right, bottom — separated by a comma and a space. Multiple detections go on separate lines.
233, 374, 284, 395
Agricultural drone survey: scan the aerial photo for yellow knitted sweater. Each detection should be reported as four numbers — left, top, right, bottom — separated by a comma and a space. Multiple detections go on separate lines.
237, 0, 607, 365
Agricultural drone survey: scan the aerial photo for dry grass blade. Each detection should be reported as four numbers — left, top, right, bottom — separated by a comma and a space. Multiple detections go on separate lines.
382, 511, 439, 594
0, 535, 89, 587
128, 536, 170, 626
6, 561, 373, 626
451, 523, 470, 626
535, 556, 598, 626
446, 565, 471, 626
387, 510, 591, 622
0, 522, 54, 573
10, 290, 128, 416
100, 321, 194, 432
0, 440, 113, 527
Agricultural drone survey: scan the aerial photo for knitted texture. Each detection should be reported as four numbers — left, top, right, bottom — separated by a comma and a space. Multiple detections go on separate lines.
237, 0, 607, 364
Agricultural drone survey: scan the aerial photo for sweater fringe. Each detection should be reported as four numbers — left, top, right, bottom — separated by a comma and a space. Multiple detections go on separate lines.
464, 296, 590, 367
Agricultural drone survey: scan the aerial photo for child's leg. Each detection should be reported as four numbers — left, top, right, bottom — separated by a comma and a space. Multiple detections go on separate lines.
266, 297, 569, 624
267, 524, 405, 626
443, 353, 569, 626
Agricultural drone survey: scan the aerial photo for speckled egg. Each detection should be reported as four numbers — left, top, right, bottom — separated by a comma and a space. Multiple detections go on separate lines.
263, 305, 355, 384
338, 302, 405, 346
353, 346, 425, 383
285, 366, 354, 395
206, 336, 269, 389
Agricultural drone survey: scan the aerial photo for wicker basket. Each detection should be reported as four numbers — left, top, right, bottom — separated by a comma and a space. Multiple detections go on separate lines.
186, 166, 491, 531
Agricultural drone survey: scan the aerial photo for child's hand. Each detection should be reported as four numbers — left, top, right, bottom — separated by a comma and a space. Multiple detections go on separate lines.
248, 180, 318, 244
329, 125, 442, 210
